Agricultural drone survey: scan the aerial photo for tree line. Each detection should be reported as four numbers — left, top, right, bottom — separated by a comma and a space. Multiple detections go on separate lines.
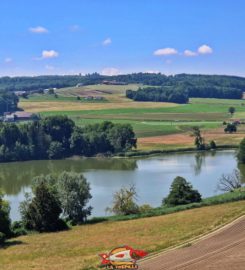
1, 73, 245, 93
126, 87, 189, 104
126, 85, 243, 103
0, 116, 137, 162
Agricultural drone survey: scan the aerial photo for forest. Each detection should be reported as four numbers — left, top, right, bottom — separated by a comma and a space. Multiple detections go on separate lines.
126, 84, 243, 103
1, 73, 245, 93
0, 116, 137, 162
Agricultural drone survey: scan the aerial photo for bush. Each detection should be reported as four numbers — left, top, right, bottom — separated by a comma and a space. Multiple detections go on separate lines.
11, 221, 27, 237
210, 140, 217, 149
224, 123, 237, 133
163, 176, 202, 207
139, 204, 154, 214
106, 185, 140, 215
0, 232, 6, 245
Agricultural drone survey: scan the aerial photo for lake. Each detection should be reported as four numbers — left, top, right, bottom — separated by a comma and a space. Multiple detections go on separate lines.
0, 150, 242, 221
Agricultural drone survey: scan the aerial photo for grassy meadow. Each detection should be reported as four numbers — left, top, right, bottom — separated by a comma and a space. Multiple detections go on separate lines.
19, 84, 245, 150
1, 200, 244, 270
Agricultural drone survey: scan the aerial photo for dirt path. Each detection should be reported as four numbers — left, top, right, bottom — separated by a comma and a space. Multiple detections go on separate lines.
139, 216, 245, 270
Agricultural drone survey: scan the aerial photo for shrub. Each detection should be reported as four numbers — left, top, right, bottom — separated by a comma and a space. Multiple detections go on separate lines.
210, 140, 217, 149
0, 232, 6, 245
139, 204, 154, 214
11, 221, 27, 237
106, 185, 140, 215
224, 123, 237, 133
163, 176, 202, 207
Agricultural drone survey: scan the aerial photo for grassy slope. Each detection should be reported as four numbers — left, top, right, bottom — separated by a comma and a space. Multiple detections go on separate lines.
1, 200, 244, 270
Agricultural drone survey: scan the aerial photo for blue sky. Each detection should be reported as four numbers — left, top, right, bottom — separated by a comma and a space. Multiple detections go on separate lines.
1, 0, 245, 76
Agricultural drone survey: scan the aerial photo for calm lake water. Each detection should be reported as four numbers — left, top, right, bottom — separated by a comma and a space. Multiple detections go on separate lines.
0, 150, 242, 221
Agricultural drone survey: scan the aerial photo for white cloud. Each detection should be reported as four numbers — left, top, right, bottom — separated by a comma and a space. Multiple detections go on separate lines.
42, 50, 59, 59
154, 48, 178, 56
102, 38, 112, 46
184, 50, 197, 57
101, 67, 120, 76
198, 44, 213, 54
29, 26, 49, 33
4, 57, 13, 63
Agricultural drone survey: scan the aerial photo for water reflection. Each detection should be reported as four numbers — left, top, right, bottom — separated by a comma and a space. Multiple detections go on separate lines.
0, 158, 138, 195
0, 150, 243, 221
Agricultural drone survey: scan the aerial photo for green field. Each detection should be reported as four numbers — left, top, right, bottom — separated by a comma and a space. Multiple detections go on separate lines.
19, 86, 245, 149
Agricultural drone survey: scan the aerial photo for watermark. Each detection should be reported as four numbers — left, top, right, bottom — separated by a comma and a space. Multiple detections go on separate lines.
99, 245, 147, 269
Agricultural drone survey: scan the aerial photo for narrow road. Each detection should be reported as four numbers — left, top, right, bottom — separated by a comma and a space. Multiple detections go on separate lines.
139, 216, 245, 270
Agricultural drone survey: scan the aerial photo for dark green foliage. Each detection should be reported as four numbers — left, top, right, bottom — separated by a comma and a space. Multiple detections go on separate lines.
210, 140, 217, 149
0, 191, 11, 243
237, 138, 245, 163
0, 90, 19, 115
126, 87, 189, 104
224, 123, 237, 133
70, 121, 137, 156
47, 89, 55, 95
11, 221, 27, 237
21, 172, 92, 227
48, 141, 65, 159
163, 176, 202, 206
0, 117, 136, 162
0, 232, 6, 244
20, 182, 67, 232
1, 73, 245, 94
57, 172, 92, 224
125, 74, 244, 103
228, 106, 236, 115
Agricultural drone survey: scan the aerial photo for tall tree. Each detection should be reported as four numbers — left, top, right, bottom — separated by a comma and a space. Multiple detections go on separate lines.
20, 182, 65, 232
57, 172, 92, 224
163, 176, 202, 206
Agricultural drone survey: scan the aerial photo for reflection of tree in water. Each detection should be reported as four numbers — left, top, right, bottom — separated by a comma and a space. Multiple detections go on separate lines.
237, 163, 245, 184
193, 153, 205, 175
193, 151, 217, 176
0, 158, 138, 195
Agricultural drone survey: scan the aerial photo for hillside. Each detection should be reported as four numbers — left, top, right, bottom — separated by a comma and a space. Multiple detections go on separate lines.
1, 73, 245, 92
1, 200, 244, 270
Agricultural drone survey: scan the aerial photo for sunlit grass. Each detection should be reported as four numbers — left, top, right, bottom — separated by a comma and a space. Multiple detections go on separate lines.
1, 201, 244, 270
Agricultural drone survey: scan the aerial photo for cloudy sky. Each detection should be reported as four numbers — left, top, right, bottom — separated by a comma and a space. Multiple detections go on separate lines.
0, 0, 245, 76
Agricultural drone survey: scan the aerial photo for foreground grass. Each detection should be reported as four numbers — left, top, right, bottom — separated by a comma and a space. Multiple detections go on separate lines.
1, 199, 244, 270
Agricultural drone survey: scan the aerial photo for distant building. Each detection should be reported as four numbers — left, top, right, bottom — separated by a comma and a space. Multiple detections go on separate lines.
93, 96, 104, 100
76, 83, 84, 87
3, 112, 38, 122
84, 96, 93, 100
14, 91, 28, 97
102, 80, 127, 85
4, 114, 15, 122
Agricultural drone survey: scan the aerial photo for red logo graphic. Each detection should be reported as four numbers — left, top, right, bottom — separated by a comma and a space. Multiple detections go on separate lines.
99, 245, 148, 269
